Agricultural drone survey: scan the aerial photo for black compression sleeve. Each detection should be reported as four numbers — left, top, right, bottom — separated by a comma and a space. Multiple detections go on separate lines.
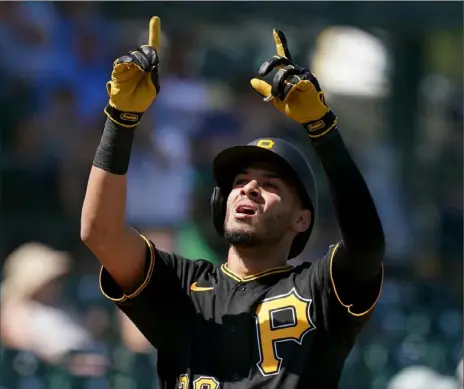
93, 118, 135, 175
311, 128, 385, 281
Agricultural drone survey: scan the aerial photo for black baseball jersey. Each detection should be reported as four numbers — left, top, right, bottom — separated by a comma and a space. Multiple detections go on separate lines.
100, 234, 383, 389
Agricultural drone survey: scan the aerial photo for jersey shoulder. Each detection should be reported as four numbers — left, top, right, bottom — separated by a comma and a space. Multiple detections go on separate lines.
156, 248, 218, 283
288, 254, 329, 290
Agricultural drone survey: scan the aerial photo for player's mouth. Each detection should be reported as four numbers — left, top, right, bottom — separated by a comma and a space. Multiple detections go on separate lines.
235, 204, 258, 219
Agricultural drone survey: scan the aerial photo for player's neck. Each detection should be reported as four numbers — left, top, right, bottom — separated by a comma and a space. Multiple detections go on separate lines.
226, 245, 288, 278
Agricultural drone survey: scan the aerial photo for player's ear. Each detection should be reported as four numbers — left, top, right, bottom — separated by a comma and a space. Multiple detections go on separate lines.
293, 209, 311, 233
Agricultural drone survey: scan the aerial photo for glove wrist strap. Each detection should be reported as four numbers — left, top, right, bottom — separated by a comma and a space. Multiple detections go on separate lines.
104, 104, 143, 128
303, 110, 338, 139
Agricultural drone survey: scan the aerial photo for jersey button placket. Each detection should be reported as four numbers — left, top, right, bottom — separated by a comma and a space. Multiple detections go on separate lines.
223, 281, 252, 383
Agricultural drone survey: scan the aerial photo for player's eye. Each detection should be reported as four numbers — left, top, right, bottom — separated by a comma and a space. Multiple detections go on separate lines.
263, 181, 279, 190
233, 179, 248, 187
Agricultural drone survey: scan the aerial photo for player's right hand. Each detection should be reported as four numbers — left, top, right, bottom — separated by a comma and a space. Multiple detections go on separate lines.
104, 17, 161, 128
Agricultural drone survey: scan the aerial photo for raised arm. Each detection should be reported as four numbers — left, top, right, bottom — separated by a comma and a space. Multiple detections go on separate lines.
81, 17, 162, 292
311, 131, 385, 281
251, 28, 385, 306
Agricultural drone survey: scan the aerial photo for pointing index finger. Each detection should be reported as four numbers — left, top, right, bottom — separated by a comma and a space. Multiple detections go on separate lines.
149, 16, 161, 52
273, 29, 292, 61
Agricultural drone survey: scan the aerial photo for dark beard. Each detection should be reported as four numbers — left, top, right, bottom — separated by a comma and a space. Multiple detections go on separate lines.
224, 229, 263, 248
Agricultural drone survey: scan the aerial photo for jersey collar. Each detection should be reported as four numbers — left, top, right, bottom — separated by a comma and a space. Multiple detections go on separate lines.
221, 263, 293, 283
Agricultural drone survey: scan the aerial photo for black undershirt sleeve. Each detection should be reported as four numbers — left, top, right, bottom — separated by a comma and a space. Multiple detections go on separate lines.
311, 128, 385, 284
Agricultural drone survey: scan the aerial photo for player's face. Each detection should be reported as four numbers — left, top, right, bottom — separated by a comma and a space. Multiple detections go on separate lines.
224, 163, 311, 249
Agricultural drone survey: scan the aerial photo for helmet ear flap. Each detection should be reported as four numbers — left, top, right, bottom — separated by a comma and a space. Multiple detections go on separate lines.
211, 186, 226, 236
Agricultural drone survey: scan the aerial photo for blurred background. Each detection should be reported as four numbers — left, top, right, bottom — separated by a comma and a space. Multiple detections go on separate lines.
0, 2, 462, 389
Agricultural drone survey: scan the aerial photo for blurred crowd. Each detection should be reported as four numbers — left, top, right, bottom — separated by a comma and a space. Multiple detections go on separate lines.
0, 3, 462, 389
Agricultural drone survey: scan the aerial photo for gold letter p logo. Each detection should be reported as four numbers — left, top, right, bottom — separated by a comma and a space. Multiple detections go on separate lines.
254, 288, 315, 376
256, 139, 275, 149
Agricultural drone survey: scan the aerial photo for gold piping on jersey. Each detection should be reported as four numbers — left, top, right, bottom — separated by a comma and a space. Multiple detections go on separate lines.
99, 232, 155, 303
221, 263, 293, 282
329, 242, 384, 317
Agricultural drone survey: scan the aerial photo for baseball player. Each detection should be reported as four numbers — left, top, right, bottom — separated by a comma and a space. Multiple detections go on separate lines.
81, 17, 385, 389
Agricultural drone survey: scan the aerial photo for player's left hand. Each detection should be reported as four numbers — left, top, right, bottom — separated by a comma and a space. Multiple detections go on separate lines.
251, 29, 337, 139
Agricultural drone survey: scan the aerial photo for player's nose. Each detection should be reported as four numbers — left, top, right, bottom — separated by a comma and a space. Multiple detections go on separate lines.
241, 180, 261, 200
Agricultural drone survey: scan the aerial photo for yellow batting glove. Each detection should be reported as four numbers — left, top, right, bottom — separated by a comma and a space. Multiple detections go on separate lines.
105, 17, 161, 128
251, 29, 337, 139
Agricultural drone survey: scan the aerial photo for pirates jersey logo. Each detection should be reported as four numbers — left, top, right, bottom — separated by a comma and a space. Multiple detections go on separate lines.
254, 288, 316, 376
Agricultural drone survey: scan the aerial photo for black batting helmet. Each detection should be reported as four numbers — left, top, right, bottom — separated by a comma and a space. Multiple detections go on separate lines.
210, 137, 317, 259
